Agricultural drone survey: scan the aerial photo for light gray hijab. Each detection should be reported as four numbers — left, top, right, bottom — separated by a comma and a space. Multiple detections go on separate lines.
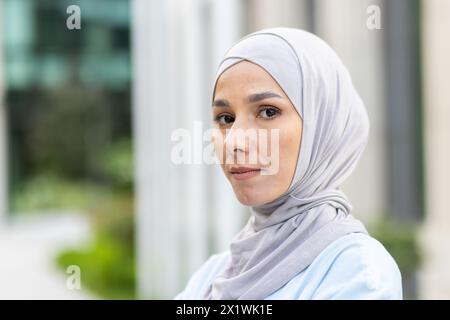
204, 28, 370, 300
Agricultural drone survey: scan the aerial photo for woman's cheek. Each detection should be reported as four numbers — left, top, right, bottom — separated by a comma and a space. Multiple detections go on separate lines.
213, 133, 227, 164
279, 132, 297, 173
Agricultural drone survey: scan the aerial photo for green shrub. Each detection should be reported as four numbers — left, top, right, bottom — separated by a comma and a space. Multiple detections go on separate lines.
94, 138, 133, 191
12, 172, 108, 213
369, 216, 421, 274
57, 230, 135, 299
55, 138, 136, 299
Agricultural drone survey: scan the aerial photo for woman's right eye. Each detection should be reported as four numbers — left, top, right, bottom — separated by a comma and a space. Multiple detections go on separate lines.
214, 114, 235, 125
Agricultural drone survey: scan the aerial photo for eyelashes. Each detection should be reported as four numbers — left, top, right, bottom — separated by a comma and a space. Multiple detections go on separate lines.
258, 106, 281, 119
214, 113, 234, 125
214, 106, 282, 126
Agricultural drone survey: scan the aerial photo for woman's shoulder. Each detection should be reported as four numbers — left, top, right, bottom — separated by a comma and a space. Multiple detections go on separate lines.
174, 250, 230, 299
320, 232, 402, 277
308, 232, 403, 299
176, 233, 403, 299
198, 250, 231, 278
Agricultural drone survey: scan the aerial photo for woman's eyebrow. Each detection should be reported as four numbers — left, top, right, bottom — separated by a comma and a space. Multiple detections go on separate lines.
212, 98, 230, 108
212, 91, 282, 108
246, 91, 282, 103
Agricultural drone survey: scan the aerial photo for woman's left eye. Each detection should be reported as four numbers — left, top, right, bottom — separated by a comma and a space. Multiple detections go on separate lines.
258, 106, 281, 119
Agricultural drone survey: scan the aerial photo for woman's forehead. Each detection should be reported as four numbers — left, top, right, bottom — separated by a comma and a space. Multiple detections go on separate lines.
214, 61, 287, 98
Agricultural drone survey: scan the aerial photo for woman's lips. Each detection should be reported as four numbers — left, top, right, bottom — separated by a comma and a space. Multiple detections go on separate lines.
229, 167, 261, 181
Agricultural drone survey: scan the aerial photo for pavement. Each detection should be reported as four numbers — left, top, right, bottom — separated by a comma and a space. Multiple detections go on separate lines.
0, 211, 96, 299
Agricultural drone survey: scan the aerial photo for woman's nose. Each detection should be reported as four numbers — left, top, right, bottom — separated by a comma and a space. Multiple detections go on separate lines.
225, 128, 246, 155
224, 119, 258, 164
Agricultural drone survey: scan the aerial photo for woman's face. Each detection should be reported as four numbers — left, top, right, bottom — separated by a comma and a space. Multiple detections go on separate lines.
212, 61, 303, 206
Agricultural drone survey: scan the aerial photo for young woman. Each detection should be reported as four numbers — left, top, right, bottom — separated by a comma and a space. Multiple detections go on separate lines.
175, 27, 402, 300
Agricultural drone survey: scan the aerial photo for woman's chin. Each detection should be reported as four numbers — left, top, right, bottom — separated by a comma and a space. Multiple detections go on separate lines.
229, 176, 285, 207
234, 189, 269, 207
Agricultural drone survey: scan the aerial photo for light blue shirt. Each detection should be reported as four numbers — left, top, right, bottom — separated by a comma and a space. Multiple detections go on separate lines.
175, 233, 403, 299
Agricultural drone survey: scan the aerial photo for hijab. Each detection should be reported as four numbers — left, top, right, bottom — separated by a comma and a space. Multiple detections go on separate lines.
204, 27, 370, 300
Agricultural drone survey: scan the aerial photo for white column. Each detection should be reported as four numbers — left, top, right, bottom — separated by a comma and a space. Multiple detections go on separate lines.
247, 0, 312, 31
175, 0, 210, 286
133, 0, 228, 298
132, 0, 181, 299
208, 0, 247, 253
315, 0, 387, 224
0, 0, 8, 226
419, 0, 450, 299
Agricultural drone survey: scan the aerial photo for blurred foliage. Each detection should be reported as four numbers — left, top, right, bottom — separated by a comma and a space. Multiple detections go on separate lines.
11, 85, 135, 297
369, 216, 421, 274
53, 138, 135, 299
56, 192, 135, 299
57, 228, 135, 299
26, 87, 114, 178
4, 0, 133, 299
94, 138, 133, 191
12, 172, 111, 213
8, 85, 131, 200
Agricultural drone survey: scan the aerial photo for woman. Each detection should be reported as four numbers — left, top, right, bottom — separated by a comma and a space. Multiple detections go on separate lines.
175, 27, 402, 300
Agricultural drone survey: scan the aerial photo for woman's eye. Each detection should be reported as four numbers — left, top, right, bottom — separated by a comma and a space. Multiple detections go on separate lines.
215, 114, 235, 125
258, 106, 280, 119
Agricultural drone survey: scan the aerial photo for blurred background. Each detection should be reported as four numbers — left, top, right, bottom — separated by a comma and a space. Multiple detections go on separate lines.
0, 0, 448, 300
